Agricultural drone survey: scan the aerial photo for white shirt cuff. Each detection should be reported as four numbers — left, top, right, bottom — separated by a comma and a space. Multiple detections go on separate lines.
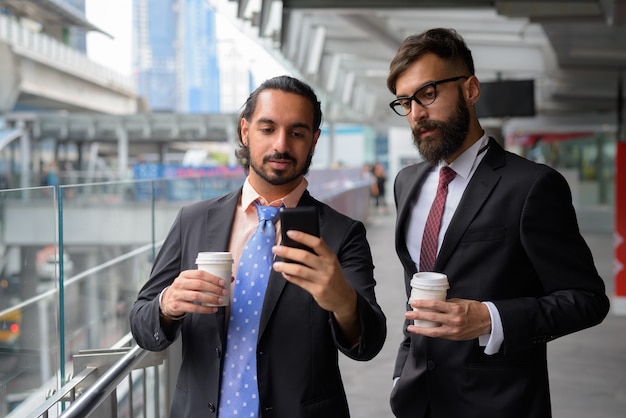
479, 301, 503, 355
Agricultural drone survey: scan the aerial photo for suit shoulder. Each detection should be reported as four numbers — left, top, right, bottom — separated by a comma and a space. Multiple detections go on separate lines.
502, 149, 563, 177
494, 149, 571, 195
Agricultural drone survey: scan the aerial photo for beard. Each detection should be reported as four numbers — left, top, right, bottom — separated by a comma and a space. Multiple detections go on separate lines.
411, 90, 470, 166
249, 151, 313, 186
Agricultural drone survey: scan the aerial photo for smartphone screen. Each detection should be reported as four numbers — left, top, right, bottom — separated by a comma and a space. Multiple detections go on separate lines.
279, 206, 320, 255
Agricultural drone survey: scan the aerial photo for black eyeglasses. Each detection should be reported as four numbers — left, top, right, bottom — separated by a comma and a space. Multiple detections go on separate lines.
389, 76, 469, 116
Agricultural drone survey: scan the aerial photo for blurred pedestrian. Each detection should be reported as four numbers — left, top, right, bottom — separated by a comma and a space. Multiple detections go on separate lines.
371, 162, 389, 214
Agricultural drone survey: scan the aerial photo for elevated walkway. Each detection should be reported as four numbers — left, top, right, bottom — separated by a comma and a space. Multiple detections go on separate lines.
0, 13, 138, 114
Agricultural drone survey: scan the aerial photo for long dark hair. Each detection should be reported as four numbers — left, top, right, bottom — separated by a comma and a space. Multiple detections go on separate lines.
235, 75, 323, 169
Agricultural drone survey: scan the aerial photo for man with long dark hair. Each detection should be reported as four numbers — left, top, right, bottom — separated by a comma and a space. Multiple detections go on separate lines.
130, 75, 386, 418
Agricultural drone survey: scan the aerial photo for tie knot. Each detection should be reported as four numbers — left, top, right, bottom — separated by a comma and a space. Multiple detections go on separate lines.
256, 203, 281, 223
439, 166, 456, 187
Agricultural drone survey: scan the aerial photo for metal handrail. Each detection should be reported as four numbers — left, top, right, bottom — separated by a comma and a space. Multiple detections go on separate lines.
25, 367, 97, 418
59, 345, 147, 418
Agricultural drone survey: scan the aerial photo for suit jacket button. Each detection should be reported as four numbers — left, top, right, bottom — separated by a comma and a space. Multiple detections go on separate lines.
208, 403, 216, 413
427, 360, 436, 370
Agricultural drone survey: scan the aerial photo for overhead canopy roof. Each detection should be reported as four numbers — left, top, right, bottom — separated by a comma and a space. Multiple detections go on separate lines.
222, 0, 626, 129
0, 0, 111, 36
7, 112, 239, 143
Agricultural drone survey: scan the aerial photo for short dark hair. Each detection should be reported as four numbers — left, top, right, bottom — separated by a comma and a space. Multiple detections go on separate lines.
235, 75, 323, 169
387, 28, 475, 95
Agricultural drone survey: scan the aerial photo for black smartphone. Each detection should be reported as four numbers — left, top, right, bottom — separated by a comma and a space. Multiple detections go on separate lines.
279, 206, 320, 255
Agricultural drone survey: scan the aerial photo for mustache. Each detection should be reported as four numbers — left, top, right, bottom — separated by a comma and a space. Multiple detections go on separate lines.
263, 152, 297, 163
413, 119, 443, 134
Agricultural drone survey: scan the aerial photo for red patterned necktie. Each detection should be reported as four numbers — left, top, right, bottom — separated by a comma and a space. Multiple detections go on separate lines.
420, 167, 456, 272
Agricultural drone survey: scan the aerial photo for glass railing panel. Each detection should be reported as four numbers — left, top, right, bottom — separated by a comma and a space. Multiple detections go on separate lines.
58, 181, 159, 378
56, 175, 245, 371
0, 186, 59, 416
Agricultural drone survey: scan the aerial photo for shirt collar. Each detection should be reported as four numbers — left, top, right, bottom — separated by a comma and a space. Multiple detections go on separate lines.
443, 133, 490, 179
241, 177, 309, 210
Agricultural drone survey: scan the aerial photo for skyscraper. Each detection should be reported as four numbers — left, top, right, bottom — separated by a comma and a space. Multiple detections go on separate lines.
133, 0, 220, 113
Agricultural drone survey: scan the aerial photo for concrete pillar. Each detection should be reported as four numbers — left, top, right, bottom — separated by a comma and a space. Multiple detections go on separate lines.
327, 121, 335, 167
17, 119, 31, 189
0, 41, 20, 112
85, 253, 102, 348
116, 122, 129, 181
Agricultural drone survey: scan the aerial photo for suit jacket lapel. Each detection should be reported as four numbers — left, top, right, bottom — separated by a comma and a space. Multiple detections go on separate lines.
396, 164, 431, 277
436, 138, 505, 270
205, 192, 239, 251
205, 190, 240, 341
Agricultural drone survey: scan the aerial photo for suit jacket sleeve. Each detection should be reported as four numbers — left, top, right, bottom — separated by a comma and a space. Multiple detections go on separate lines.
493, 165, 610, 353
130, 207, 187, 351
326, 217, 387, 361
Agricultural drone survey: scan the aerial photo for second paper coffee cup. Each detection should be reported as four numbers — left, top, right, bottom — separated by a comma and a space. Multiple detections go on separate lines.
409, 272, 450, 327
196, 252, 233, 306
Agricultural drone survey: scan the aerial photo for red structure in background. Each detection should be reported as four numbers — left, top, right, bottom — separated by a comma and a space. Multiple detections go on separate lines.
615, 142, 626, 313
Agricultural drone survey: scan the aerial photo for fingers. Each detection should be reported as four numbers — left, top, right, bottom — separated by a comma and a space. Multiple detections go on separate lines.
404, 299, 487, 340
281, 230, 326, 253
272, 238, 355, 314
162, 270, 230, 316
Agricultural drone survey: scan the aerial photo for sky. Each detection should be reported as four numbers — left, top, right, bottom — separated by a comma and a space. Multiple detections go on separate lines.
83, 0, 290, 81
85, 0, 133, 76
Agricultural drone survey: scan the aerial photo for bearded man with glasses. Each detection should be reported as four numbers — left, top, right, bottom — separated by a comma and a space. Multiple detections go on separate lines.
386, 28, 609, 418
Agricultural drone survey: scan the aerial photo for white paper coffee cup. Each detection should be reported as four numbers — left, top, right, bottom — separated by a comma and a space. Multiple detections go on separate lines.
195, 252, 233, 306
409, 272, 450, 327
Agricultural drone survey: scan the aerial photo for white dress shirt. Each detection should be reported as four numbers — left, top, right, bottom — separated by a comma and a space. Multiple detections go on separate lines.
406, 134, 503, 355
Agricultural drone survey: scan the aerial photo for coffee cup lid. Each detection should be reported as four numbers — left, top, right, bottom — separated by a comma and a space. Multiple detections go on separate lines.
196, 252, 233, 264
410, 272, 449, 290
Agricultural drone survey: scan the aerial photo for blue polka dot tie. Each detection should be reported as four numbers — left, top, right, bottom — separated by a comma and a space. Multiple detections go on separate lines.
219, 202, 281, 417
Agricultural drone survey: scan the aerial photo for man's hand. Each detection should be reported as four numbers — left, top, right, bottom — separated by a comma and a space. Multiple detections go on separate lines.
272, 230, 361, 345
405, 298, 491, 340
159, 270, 230, 319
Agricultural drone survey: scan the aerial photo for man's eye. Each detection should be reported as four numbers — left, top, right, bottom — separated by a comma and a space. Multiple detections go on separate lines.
399, 99, 411, 109
418, 87, 436, 101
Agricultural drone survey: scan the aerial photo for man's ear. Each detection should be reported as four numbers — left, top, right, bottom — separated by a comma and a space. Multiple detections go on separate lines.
240, 118, 249, 145
466, 75, 480, 106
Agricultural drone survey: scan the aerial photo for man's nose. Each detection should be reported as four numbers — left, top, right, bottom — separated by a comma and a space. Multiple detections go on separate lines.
409, 100, 428, 122
273, 130, 289, 152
